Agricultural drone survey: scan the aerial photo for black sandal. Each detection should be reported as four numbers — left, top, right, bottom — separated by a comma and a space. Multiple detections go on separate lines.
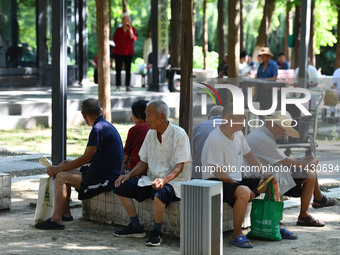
312, 195, 336, 209
35, 218, 65, 230
62, 215, 74, 221
297, 215, 325, 227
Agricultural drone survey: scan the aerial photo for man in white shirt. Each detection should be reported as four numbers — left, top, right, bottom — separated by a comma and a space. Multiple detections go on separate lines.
192, 106, 223, 179
294, 58, 319, 112
201, 104, 290, 248
246, 112, 336, 227
114, 100, 191, 246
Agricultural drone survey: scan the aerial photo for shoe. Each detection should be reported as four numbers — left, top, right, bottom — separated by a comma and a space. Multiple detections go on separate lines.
126, 86, 131, 92
62, 215, 73, 221
115, 86, 121, 91
146, 230, 162, 246
35, 218, 65, 230
114, 223, 146, 238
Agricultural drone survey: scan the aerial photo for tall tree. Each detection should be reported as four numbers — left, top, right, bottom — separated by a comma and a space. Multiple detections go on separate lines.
96, 0, 111, 122
308, 0, 315, 66
228, 0, 240, 79
122, 0, 127, 13
240, 0, 245, 53
202, 0, 208, 69
337, 3, 340, 69
217, 0, 226, 63
180, 0, 193, 138
285, 2, 293, 63
293, 3, 301, 68
251, 0, 276, 62
171, 0, 182, 68
192, 0, 196, 48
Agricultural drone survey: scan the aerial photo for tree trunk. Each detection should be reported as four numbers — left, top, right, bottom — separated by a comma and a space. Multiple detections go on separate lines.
217, 0, 226, 63
96, 0, 111, 122
202, 0, 208, 69
337, 5, 340, 69
180, 0, 193, 138
122, 0, 127, 13
192, 0, 196, 48
143, 13, 152, 63
251, 0, 276, 62
171, 0, 181, 68
240, 0, 245, 53
228, 0, 240, 79
308, 0, 315, 66
285, 3, 292, 63
293, 4, 301, 69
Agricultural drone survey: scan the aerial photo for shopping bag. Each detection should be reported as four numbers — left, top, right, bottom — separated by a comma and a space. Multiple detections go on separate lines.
34, 177, 55, 223
247, 182, 284, 241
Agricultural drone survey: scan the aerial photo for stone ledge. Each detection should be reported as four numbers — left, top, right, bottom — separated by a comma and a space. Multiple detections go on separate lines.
82, 191, 251, 237
0, 173, 11, 210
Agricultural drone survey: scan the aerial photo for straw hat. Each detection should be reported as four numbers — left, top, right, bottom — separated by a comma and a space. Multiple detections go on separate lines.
258, 47, 273, 57
264, 111, 300, 138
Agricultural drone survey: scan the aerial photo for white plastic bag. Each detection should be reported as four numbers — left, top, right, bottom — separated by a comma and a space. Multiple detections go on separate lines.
34, 177, 55, 223
35, 156, 55, 223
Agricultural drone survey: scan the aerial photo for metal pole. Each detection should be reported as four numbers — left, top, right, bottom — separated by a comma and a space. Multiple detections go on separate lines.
51, 0, 67, 164
78, 0, 88, 82
297, 0, 311, 88
149, 0, 159, 91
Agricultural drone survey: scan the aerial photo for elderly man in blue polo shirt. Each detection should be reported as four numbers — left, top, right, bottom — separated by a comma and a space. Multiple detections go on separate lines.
256, 47, 278, 81
35, 98, 123, 230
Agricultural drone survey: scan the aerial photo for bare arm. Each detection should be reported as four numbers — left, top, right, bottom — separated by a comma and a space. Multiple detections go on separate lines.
278, 155, 318, 170
244, 151, 262, 174
266, 75, 277, 81
121, 153, 130, 173
152, 163, 185, 190
115, 160, 148, 188
46, 145, 97, 176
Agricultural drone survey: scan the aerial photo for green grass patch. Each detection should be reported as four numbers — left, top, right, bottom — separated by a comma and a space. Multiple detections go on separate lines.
0, 122, 133, 158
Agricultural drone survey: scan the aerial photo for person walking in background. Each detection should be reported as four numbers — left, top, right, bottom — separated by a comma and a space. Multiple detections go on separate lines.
91, 55, 98, 84
256, 47, 278, 81
218, 54, 228, 78
277, 52, 290, 70
112, 13, 137, 92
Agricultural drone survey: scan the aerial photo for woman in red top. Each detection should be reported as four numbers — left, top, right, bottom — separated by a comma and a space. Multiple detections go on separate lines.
112, 13, 137, 92
122, 100, 149, 175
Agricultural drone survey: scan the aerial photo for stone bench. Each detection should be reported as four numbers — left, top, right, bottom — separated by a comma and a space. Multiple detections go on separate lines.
0, 173, 11, 210
82, 191, 251, 237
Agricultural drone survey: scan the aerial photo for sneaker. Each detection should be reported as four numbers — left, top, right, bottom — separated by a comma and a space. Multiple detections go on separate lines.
35, 218, 65, 230
115, 86, 121, 92
114, 223, 146, 238
146, 230, 162, 246
126, 86, 131, 92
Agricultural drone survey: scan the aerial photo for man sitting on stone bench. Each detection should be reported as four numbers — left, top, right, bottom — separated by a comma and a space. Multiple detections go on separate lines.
201, 104, 295, 248
114, 100, 191, 246
246, 111, 336, 227
35, 98, 123, 230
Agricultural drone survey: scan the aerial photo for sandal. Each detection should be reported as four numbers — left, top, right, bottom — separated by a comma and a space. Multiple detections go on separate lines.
229, 235, 253, 248
312, 195, 336, 209
297, 215, 325, 227
62, 215, 73, 221
280, 228, 298, 240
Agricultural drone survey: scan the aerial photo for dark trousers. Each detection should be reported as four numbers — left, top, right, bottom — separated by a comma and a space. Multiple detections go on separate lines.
114, 54, 133, 86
